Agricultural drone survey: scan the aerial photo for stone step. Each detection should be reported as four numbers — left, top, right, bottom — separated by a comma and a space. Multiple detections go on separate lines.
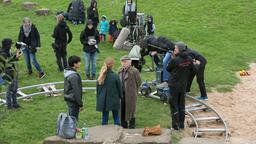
43, 125, 171, 144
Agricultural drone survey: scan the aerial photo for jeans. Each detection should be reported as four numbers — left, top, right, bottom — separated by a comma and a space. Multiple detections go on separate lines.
163, 52, 172, 82
169, 90, 185, 130
84, 52, 97, 77
22, 47, 43, 73
66, 101, 80, 120
6, 79, 19, 108
102, 110, 120, 125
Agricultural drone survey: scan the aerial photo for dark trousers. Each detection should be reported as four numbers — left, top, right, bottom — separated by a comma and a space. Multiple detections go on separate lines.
66, 101, 80, 120
6, 79, 19, 108
102, 110, 120, 125
121, 97, 135, 129
186, 63, 207, 97
169, 90, 185, 130
55, 44, 67, 72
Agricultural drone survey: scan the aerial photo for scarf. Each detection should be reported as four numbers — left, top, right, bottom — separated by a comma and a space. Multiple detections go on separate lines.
23, 24, 32, 37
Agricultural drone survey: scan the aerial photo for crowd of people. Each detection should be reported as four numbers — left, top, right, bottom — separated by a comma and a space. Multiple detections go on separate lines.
0, 0, 208, 131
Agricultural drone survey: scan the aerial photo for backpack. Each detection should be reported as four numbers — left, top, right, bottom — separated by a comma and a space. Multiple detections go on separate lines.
56, 113, 77, 139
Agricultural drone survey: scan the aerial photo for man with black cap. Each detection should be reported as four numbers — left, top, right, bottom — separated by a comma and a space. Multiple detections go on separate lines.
166, 41, 194, 130
0, 38, 21, 109
118, 55, 141, 129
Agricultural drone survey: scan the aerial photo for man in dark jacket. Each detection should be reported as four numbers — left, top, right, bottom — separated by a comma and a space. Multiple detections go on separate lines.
18, 17, 45, 78
167, 41, 194, 130
52, 14, 73, 72
185, 48, 208, 100
0, 38, 21, 109
64, 55, 83, 120
80, 19, 100, 80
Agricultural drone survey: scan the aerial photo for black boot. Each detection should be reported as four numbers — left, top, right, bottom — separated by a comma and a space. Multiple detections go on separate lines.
129, 118, 136, 129
121, 121, 128, 128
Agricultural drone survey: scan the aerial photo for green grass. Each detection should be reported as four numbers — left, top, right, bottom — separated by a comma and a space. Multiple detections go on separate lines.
0, 0, 256, 143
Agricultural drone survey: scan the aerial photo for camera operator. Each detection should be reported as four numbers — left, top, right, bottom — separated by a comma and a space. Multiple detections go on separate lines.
0, 38, 22, 109
166, 41, 194, 130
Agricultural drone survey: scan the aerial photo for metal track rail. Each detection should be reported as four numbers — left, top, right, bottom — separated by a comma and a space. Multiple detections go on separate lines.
145, 91, 229, 141
186, 95, 229, 141
0, 80, 97, 106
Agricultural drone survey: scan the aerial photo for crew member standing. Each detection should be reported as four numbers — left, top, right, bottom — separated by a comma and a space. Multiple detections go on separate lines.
185, 47, 208, 100
167, 42, 194, 130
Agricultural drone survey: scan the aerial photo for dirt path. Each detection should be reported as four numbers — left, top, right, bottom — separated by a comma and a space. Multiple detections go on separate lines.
207, 63, 256, 140
181, 63, 256, 143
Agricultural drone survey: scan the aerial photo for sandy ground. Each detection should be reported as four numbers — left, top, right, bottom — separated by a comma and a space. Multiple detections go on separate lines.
182, 63, 256, 143
207, 63, 256, 140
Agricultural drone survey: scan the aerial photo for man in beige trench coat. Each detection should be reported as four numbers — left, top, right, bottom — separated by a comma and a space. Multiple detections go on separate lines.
119, 55, 141, 128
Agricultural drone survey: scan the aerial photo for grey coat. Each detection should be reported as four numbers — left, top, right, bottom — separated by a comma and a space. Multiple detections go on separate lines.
118, 66, 141, 121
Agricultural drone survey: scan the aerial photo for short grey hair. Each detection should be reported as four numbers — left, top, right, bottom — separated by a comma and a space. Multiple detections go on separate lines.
23, 17, 31, 23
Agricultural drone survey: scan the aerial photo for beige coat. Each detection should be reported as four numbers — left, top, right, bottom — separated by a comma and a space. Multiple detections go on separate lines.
118, 66, 141, 121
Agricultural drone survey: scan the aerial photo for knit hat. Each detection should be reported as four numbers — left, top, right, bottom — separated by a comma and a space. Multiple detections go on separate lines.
175, 41, 187, 52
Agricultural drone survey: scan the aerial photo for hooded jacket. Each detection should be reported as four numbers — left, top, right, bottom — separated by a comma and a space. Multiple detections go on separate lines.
52, 21, 72, 45
18, 24, 40, 53
64, 67, 83, 107
87, 1, 99, 26
80, 26, 99, 53
167, 52, 194, 92
99, 19, 109, 35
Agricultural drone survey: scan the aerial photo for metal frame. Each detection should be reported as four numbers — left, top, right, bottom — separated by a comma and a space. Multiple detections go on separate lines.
0, 80, 97, 106
146, 91, 229, 141
186, 95, 229, 141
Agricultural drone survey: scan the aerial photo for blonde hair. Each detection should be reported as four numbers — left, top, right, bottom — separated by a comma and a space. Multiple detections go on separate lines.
98, 58, 114, 85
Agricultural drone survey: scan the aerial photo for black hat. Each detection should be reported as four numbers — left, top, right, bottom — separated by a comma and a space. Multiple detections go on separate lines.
175, 41, 187, 51
87, 19, 93, 25
2, 38, 13, 50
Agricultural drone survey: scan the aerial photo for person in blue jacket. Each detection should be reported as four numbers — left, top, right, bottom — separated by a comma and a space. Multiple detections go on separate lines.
99, 15, 109, 42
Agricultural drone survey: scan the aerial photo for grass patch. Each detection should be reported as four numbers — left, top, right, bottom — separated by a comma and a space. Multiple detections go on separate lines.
1, 0, 256, 143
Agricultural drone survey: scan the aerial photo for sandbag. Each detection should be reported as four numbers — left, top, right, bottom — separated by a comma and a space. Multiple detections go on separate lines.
113, 27, 130, 50
143, 124, 161, 136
